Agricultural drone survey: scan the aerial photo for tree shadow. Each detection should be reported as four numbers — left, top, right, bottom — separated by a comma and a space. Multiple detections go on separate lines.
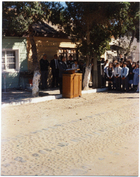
102, 89, 139, 99
39, 92, 49, 97
117, 96, 139, 99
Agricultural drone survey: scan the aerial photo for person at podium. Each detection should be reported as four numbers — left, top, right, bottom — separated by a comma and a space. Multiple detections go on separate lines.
58, 56, 68, 94
72, 60, 79, 72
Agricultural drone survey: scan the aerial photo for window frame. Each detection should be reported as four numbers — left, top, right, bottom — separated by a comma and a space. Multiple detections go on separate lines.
2, 48, 20, 72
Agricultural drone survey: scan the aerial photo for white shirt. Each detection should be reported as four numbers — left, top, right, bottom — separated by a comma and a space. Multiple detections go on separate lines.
121, 66, 129, 78
114, 66, 122, 77
104, 63, 109, 73
72, 63, 79, 69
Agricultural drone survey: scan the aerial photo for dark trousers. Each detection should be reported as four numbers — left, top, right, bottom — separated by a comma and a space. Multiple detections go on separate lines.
107, 77, 113, 90
59, 77, 63, 94
122, 76, 129, 91
52, 69, 59, 88
41, 71, 48, 89
115, 77, 121, 90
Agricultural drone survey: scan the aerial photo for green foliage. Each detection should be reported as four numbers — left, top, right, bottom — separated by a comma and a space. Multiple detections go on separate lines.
3, 2, 44, 35
112, 2, 139, 41
2, 1, 63, 36
62, 2, 117, 61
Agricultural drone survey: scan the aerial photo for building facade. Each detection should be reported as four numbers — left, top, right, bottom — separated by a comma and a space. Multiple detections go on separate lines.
2, 37, 28, 90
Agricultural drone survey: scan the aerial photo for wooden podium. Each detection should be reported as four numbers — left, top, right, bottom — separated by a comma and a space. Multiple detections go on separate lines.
62, 70, 82, 98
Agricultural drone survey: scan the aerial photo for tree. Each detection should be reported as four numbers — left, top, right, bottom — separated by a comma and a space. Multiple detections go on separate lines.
61, 2, 139, 89
61, 2, 117, 88
2, 1, 63, 70
111, 2, 139, 57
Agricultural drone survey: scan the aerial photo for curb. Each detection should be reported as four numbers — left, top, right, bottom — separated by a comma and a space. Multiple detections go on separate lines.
1, 88, 108, 107
82, 87, 107, 94
1, 95, 62, 108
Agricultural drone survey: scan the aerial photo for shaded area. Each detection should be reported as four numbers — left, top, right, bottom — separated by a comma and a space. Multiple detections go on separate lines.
103, 90, 138, 94
2, 88, 60, 104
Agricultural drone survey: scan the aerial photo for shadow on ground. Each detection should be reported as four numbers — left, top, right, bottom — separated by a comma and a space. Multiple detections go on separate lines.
2, 88, 61, 104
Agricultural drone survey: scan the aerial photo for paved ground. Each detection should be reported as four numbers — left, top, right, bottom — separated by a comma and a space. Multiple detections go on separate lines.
1, 90, 139, 176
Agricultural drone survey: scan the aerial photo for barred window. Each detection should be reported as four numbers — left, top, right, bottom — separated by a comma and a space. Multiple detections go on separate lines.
2, 49, 19, 71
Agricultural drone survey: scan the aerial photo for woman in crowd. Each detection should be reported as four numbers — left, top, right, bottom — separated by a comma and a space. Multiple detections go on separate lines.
104, 60, 109, 86
133, 63, 139, 91
127, 60, 134, 90
106, 62, 114, 90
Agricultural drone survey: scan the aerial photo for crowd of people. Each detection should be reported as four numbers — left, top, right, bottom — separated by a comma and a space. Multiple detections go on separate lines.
39, 53, 139, 93
104, 55, 139, 92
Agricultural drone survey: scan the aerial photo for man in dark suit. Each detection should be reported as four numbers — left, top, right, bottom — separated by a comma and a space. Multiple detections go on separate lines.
50, 54, 60, 88
58, 56, 68, 94
67, 54, 74, 68
40, 54, 49, 90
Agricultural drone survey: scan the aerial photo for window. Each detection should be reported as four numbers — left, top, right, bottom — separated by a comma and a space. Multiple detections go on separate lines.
59, 48, 77, 60
2, 49, 19, 71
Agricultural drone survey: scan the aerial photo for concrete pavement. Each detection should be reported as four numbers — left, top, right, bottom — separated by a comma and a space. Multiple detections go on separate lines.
1, 87, 107, 107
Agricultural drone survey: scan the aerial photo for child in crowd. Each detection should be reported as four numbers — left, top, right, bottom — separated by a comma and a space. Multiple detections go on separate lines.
127, 60, 134, 90
133, 63, 139, 91
114, 62, 122, 91
106, 62, 114, 90
121, 62, 129, 92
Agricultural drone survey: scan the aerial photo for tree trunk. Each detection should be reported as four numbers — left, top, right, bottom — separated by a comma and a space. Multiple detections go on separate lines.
32, 70, 41, 97
28, 25, 39, 71
92, 56, 98, 88
28, 25, 40, 97
83, 20, 91, 90
83, 65, 92, 90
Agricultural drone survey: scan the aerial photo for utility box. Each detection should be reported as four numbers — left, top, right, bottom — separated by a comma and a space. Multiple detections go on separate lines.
62, 73, 82, 98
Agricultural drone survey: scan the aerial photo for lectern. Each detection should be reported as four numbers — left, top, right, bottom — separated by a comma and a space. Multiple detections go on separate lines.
62, 70, 82, 98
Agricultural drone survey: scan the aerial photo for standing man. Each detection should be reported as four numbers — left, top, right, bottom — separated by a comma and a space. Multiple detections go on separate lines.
40, 54, 49, 90
50, 54, 60, 88
58, 56, 68, 94
67, 54, 74, 68
121, 62, 129, 92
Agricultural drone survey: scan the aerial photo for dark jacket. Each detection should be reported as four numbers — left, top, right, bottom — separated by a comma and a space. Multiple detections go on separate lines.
128, 64, 134, 80
58, 61, 68, 78
40, 59, 49, 71
50, 59, 60, 74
